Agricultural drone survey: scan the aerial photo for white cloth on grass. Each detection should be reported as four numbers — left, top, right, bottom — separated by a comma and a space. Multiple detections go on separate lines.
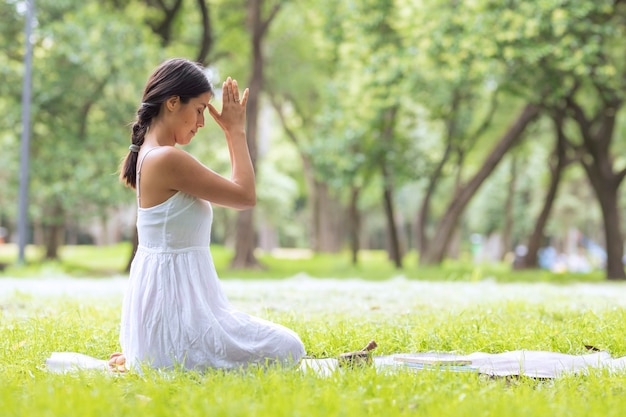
47, 349, 626, 379
299, 350, 626, 379
46, 352, 109, 373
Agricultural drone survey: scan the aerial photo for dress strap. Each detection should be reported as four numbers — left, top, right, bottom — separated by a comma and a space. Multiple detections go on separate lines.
136, 147, 159, 208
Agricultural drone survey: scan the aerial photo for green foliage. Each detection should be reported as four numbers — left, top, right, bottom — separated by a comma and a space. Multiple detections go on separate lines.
1, 0, 163, 240
462, 0, 625, 103
30, 2, 160, 221
1, 0, 625, 272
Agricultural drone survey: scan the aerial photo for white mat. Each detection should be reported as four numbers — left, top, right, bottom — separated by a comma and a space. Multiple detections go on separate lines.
46, 350, 626, 378
303, 350, 626, 379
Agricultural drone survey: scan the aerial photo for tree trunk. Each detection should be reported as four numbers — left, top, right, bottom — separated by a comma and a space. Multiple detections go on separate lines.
415, 143, 452, 255
382, 163, 402, 268
231, 209, 262, 269
500, 156, 517, 260
267, 93, 343, 253
592, 180, 625, 279
378, 106, 402, 267
348, 187, 361, 265
522, 113, 570, 269
231, 0, 281, 268
581, 157, 625, 279
43, 203, 64, 260
306, 163, 344, 253
415, 90, 459, 255
295, 152, 317, 251
446, 227, 462, 259
567, 96, 625, 280
416, 87, 499, 259
314, 181, 343, 253
420, 103, 540, 264
44, 223, 63, 260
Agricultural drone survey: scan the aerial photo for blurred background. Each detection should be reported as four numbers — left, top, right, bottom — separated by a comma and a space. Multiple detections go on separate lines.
1, 0, 625, 279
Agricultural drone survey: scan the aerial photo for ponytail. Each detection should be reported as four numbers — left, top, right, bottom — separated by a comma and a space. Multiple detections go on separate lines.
119, 104, 156, 188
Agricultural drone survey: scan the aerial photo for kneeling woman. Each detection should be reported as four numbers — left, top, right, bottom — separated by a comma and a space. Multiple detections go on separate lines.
111, 58, 305, 372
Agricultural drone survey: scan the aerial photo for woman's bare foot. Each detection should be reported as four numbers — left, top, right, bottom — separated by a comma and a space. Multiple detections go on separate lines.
108, 352, 127, 373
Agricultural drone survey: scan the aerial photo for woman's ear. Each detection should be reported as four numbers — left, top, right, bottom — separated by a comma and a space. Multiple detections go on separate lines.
165, 96, 179, 112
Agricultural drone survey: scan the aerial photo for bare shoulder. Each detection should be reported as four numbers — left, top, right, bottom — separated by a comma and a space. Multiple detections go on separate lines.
141, 146, 201, 172
142, 146, 213, 189
143, 145, 193, 164
140, 146, 205, 186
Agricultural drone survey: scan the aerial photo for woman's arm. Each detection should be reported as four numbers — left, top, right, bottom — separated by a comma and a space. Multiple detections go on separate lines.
156, 77, 256, 210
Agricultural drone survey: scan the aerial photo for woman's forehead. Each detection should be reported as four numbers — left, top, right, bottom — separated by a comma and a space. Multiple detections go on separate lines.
193, 91, 212, 104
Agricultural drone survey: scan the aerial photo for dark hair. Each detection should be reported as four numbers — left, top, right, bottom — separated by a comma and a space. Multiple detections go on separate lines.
119, 58, 214, 188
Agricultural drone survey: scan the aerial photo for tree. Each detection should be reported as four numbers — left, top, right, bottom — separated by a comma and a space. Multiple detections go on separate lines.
308, 0, 423, 265
265, 0, 352, 254
392, 0, 539, 264
468, 0, 626, 279
7, 1, 160, 259
105, 0, 214, 64
228, 0, 282, 268
0, 1, 26, 241
521, 111, 577, 268
422, 103, 540, 264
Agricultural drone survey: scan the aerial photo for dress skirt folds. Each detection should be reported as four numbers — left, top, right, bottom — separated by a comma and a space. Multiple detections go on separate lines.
120, 191, 305, 371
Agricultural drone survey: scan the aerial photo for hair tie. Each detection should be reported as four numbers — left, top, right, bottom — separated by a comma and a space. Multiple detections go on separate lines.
141, 102, 154, 108
129, 144, 140, 153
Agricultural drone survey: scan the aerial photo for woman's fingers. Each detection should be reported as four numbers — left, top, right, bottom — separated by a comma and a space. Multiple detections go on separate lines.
240, 88, 249, 106
207, 102, 219, 118
223, 77, 243, 105
221, 77, 247, 109
221, 78, 228, 104
207, 103, 227, 130
232, 79, 240, 103
209, 79, 247, 133
226, 77, 234, 102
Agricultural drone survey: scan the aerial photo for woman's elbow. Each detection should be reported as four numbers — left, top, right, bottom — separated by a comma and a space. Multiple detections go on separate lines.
236, 194, 256, 210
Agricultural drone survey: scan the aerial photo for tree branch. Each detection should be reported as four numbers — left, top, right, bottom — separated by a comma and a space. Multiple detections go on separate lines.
195, 0, 214, 65
616, 166, 626, 184
465, 87, 499, 148
149, 0, 184, 45
78, 70, 116, 143
565, 96, 597, 152
268, 92, 301, 147
259, 3, 282, 37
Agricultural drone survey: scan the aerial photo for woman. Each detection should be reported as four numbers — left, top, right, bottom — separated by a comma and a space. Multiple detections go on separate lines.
111, 58, 305, 372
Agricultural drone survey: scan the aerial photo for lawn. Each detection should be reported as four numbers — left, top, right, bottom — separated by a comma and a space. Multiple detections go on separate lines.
1, 244, 625, 416
0, 242, 608, 282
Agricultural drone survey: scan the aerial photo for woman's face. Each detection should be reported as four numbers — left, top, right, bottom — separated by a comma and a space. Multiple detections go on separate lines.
171, 91, 212, 145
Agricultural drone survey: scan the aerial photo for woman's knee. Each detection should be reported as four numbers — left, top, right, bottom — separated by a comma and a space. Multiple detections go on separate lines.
282, 334, 305, 364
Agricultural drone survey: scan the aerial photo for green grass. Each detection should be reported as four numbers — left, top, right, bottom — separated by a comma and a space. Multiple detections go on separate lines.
1, 293, 626, 417
1, 244, 621, 415
0, 243, 607, 282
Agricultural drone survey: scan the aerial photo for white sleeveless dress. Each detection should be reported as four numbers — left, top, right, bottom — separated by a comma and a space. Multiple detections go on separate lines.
119, 151, 305, 371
